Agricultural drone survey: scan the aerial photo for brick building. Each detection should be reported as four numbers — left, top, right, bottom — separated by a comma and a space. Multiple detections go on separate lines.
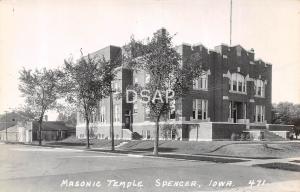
76, 37, 291, 141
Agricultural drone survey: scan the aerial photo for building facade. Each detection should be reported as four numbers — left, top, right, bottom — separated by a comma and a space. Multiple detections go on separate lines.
76, 41, 291, 141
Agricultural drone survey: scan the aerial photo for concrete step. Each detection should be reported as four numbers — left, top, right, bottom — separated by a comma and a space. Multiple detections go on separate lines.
263, 130, 286, 141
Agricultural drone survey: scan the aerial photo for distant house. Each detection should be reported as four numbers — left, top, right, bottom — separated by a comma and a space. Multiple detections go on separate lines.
0, 125, 19, 141
31, 121, 75, 141
0, 121, 75, 143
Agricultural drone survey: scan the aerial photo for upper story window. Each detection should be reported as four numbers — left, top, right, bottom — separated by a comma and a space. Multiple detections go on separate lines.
193, 72, 208, 90
113, 81, 121, 93
145, 106, 150, 119
169, 100, 176, 119
114, 105, 120, 122
255, 79, 265, 97
133, 103, 138, 113
229, 73, 246, 93
145, 73, 150, 84
192, 99, 208, 120
100, 106, 106, 123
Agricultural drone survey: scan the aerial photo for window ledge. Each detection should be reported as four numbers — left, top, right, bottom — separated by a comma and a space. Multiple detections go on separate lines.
254, 95, 265, 98
193, 88, 208, 91
253, 121, 267, 125
190, 119, 210, 122
229, 90, 247, 95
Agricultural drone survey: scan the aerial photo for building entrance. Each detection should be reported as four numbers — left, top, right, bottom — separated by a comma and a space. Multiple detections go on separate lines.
230, 101, 244, 123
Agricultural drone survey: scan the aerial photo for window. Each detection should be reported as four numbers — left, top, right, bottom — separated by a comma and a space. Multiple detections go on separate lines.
145, 73, 150, 84
145, 107, 150, 118
114, 105, 120, 122
238, 82, 243, 92
169, 100, 176, 119
232, 79, 237, 91
229, 101, 232, 118
244, 103, 247, 119
141, 130, 145, 138
133, 103, 138, 113
192, 99, 208, 120
113, 81, 121, 93
193, 73, 208, 90
229, 73, 246, 93
146, 130, 150, 139
255, 80, 265, 97
255, 105, 265, 123
100, 106, 106, 123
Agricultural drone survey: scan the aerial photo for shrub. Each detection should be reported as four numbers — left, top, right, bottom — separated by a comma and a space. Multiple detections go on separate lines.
161, 123, 178, 140
240, 133, 246, 141
245, 133, 251, 140
258, 132, 264, 140
231, 133, 238, 141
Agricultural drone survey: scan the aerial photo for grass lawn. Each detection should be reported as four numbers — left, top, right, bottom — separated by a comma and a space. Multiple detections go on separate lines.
47, 136, 300, 159
119, 140, 300, 159
253, 163, 300, 172
46, 136, 125, 148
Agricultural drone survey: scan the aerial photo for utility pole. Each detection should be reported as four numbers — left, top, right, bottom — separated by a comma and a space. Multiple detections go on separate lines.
110, 83, 115, 151
230, 0, 233, 46
5, 111, 7, 141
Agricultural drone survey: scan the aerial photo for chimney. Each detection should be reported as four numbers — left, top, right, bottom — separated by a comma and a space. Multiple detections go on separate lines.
248, 48, 255, 60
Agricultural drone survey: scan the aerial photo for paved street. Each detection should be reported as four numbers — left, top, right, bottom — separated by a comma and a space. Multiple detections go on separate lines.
0, 144, 300, 192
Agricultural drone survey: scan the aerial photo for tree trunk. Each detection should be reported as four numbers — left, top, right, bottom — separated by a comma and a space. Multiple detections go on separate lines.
153, 117, 160, 156
38, 120, 42, 146
86, 118, 90, 149
110, 85, 115, 151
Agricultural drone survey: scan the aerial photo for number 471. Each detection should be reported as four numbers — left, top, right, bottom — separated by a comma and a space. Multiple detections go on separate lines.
248, 179, 266, 187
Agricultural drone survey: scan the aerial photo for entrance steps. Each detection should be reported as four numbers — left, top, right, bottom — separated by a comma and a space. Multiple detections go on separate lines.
131, 132, 142, 140
122, 129, 132, 140
122, 129, 142, 140
262, 130, 286, 141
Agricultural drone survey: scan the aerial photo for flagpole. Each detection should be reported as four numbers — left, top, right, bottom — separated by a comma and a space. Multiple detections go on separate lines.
230, 0, 232, 46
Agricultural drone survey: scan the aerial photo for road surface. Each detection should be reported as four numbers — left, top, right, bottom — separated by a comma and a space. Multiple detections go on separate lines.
0, 143, 299, 192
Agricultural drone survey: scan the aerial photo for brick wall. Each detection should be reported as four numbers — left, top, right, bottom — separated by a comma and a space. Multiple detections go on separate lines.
211, 123, 246, 140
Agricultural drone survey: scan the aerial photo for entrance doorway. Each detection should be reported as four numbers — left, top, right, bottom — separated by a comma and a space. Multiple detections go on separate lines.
230, 101, 244, 123
124, 110, 131, 130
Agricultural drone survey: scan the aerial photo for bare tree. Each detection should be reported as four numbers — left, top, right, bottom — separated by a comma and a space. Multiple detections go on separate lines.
19, 68, 63, 145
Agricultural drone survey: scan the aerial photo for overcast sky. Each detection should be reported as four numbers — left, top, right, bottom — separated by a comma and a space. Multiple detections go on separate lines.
0, 0, 299, 119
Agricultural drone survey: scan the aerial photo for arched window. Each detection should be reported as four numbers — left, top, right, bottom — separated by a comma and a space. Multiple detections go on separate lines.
255, 79, 265, 97
229, 73, 246, 93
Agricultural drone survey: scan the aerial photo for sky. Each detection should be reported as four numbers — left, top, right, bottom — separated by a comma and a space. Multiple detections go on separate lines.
0, 0, 299, 120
